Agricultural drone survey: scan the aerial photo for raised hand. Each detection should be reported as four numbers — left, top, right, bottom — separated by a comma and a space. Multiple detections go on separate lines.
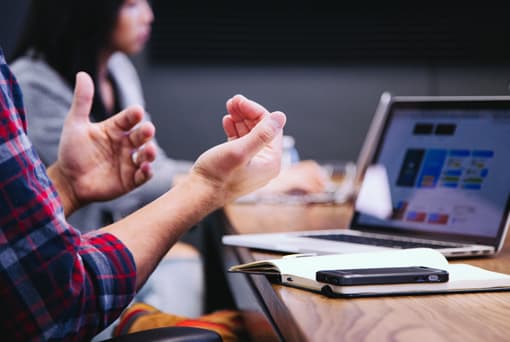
190, 95, 286, 205
223, 96, 327, 196
48, 72, 157, 215
101, 95, 285, 287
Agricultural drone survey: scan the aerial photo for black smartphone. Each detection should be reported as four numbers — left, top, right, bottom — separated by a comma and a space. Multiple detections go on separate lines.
316, 266, 449, 286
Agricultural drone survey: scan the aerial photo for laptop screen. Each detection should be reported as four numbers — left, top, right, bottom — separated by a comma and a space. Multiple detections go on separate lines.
353, 98, 510, 246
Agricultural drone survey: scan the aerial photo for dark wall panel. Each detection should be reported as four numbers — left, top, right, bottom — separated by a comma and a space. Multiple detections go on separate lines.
150, 2, 510, 65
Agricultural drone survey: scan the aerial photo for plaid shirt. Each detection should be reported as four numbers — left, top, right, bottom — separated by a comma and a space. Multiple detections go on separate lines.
0, 50, 136, 340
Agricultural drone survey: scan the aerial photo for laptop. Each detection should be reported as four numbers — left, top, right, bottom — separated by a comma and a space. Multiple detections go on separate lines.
222, 93, 510, 258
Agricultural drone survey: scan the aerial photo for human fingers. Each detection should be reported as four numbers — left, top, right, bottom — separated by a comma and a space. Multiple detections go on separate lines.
107, 105, 146, 133
227, 94, 269, 121
131, 142, 157, 185
131, 141, 157, 166
297, 175, 328, 193
227, 97, 250, 137
223, 113, 260, 141
222, 115, 239, 140
67, 72, 94, 124
134, 161, 154, 186
227, 95, 270, 136
232, 111, 286, 159
127, 121, 156, 148
293, 161, 329, 192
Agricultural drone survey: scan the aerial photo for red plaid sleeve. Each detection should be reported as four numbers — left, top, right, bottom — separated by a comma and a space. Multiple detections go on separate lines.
0, 50, 137, 341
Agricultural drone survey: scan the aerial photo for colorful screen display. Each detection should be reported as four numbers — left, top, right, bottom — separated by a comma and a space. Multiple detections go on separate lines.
356, 103, 510, 240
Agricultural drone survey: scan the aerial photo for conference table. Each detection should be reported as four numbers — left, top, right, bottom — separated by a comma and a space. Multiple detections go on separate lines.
222, 202, 510, 342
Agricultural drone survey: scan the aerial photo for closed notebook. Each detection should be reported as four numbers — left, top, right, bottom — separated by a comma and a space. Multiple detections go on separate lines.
228, 248, 510, 297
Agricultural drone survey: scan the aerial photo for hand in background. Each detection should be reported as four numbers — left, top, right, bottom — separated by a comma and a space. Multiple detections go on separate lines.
258, 160, 329, 195
48, 72, 157, 215
190, 94, 286, 205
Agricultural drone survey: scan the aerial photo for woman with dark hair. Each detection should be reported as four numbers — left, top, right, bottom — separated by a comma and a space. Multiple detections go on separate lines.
11, 0, 191, 230
11, 0, 328, 230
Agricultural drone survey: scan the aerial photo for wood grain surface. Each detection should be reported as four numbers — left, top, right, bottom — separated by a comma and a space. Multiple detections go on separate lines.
225, 203, 510, 342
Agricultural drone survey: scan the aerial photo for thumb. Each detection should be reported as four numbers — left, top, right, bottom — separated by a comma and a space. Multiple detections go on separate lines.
236, 111, 286, 158
68, 72, 94, 124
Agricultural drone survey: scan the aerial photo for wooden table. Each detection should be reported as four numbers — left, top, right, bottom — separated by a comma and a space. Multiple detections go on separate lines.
223, 203, 510, 342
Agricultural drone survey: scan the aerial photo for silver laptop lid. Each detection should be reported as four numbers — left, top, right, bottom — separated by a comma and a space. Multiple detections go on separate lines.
350, 94, 510, 249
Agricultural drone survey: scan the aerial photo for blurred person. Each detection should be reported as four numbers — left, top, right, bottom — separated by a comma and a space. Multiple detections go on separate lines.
11, 0, 327, 232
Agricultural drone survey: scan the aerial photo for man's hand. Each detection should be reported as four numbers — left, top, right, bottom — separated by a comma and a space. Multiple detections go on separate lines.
48, 72, 157, 215
190, 94, 286, 206
102, 94, 285, 287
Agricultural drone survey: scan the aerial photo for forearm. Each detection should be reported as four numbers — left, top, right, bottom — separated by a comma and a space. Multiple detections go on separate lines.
101, 173, 221, 289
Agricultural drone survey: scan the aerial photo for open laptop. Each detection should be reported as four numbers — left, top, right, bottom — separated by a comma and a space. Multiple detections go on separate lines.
222, 93, 510, 258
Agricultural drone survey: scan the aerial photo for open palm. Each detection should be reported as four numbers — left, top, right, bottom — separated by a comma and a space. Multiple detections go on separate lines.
192, 95, 286, 203
56, 72, 157, 205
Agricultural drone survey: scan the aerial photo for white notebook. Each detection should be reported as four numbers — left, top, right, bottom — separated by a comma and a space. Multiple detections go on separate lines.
229, 248, 510, 297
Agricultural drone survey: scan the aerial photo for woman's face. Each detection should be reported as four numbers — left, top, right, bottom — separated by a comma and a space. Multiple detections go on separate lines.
111, 0, 154, 54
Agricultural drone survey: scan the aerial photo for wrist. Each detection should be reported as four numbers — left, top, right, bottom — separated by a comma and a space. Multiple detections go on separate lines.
178, 171, 226, 211
47, 162, 81, 216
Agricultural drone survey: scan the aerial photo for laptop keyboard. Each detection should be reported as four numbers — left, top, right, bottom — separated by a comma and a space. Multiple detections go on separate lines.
304, 233, 463, 249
